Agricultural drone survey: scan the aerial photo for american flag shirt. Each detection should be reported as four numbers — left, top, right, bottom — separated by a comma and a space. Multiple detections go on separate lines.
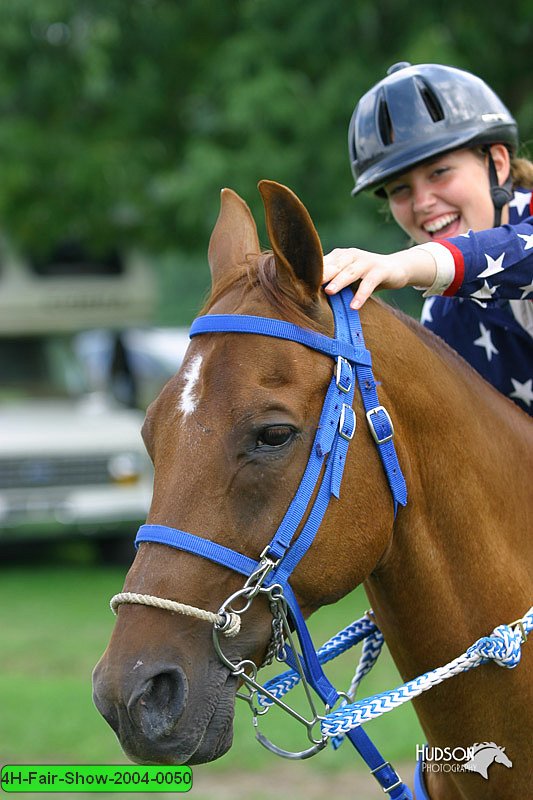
420, 188, 533, 416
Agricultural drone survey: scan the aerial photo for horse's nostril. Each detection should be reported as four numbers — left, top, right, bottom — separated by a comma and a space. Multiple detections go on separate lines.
133, 667, 189, 740
147, 670, 186, 713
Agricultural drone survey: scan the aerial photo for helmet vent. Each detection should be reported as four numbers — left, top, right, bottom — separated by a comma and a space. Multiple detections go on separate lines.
416, 78, 444, 123
377, 98, 394, 145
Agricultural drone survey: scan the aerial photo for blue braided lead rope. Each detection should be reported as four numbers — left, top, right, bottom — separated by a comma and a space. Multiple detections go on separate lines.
254, 607, 532, 742
330, 628, 385, 750
321, 607, 533, 737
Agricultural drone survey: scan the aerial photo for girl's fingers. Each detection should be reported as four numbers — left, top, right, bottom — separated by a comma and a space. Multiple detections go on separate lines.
350, 271, 382, 309
323, 270, 359, 294
323, 257, 362, 295
322, 248, 359, 283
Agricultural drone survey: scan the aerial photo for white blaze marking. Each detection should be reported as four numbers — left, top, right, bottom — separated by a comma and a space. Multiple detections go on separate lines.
179, 354, 203, 415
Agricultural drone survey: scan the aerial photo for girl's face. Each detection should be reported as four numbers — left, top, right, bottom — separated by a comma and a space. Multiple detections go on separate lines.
384, 146, 510, 245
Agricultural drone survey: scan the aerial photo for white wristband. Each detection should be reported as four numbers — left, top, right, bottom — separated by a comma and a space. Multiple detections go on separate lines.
413, 243, 455, 296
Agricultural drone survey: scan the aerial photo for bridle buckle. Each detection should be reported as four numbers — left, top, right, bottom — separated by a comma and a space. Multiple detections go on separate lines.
339, 404, 356, 441
335, 356, 353, 394
366, 405, 394, 445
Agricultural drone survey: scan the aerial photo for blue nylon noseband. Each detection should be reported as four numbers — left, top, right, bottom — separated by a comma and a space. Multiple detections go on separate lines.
135, 288, 411, 799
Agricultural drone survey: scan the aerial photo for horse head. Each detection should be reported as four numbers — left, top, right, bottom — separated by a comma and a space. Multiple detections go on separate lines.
92, 181, 396, 765
463, 742, 513, 779
494, 745, 513, 769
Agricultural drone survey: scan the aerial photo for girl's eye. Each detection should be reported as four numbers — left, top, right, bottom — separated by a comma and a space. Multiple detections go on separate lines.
431, 166, 449, 179
256, 425, 295, 449
387, 184, 409, 199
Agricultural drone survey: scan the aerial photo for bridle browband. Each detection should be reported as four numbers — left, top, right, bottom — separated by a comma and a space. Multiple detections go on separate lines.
111, 288, 412, 799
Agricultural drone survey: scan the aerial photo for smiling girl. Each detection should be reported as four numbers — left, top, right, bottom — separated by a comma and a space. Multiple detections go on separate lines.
323, 62, 533, 414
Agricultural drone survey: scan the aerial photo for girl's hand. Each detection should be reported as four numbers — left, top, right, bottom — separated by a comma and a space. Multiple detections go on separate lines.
322, 247, 437, 309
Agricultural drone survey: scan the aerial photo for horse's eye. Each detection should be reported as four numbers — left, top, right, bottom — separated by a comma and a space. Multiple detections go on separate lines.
257, 425, 294, 449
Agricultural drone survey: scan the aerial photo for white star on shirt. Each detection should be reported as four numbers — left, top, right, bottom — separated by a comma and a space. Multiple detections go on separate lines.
509, 377, 533, 407
519, 280, 533, 299
477, 252, 505, 279
473, 322, 499, 361
517, 233, 533, 250
470, 281, 498, 301
509, 190, 532, 216
420, 297, 436, 325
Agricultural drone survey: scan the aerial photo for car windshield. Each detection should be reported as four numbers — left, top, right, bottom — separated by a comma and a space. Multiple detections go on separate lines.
0, 336, 89, 401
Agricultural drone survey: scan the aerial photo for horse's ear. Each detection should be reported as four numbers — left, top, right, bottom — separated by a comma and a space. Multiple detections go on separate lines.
258, 180, 323, 300
208, 188, 261, 286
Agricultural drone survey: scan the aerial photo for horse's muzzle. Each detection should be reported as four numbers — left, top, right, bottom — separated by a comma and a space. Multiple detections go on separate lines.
92, 652, 238, 765
92, 659, 192, 763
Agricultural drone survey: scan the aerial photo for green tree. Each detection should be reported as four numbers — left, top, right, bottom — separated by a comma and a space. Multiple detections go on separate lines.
0, 1, 530, 320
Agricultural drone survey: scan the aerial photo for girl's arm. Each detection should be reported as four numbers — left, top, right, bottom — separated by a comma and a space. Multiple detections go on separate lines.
323, 218, 533, 307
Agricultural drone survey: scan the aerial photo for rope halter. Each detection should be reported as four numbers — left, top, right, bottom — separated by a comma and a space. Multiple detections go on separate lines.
110, 592, 242, 638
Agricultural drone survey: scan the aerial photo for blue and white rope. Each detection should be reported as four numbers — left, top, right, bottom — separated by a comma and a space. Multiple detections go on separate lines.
330, 627, 385, 750
322, 607, 533, 737
344, 628, 385, 699
255, 607, 533, 740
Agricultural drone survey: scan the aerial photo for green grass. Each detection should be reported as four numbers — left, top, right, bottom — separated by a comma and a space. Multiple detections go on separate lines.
0, 560, 423, 783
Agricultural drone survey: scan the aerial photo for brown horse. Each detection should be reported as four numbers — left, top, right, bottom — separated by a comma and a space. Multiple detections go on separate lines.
93, 181, 532, 799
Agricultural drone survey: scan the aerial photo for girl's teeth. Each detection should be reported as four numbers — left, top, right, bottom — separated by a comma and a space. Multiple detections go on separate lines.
424, 214, 459, 233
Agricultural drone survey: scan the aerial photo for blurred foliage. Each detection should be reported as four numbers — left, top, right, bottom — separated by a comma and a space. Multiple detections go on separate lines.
0, 0, 531, 320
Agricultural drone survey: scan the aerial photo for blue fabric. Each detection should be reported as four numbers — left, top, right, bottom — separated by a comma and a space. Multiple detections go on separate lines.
263, 351, 357, 561
190, 313, 373, 366
280, 584, 412, 799
135, 525, 260, 577
338, 290, 408, 509
414, 755, 431, 800
421, 187, 533, 415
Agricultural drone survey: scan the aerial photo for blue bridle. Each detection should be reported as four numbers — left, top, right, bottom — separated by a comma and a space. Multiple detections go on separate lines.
134, 287, 411, 799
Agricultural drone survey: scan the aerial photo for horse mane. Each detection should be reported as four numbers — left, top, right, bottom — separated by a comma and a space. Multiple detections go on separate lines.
203, 252, 497, 382
470, 742, 500, 751
201, 250, 326, 332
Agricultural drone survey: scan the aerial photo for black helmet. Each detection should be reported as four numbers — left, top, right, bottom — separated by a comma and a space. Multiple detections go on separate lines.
349, 62, 518, 196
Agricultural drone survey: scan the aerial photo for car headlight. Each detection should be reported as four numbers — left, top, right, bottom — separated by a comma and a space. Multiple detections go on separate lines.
107, 453, 142, 484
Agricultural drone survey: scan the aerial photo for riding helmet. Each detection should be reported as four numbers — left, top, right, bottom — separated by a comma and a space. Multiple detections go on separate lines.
348, 62, 518, 196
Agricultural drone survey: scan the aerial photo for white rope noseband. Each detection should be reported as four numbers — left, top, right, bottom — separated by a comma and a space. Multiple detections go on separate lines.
110, 592, 241, 638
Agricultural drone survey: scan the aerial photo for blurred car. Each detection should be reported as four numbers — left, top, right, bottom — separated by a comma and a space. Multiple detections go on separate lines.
0, 242, 172, 560
0, 334, 154, 553
75, 327, 191, 409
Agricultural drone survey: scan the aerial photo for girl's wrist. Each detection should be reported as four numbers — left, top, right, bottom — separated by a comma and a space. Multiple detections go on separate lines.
412, 243, 455, 295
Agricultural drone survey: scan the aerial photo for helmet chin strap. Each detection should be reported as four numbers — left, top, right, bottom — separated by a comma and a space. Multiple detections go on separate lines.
487, 148, 513, 227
